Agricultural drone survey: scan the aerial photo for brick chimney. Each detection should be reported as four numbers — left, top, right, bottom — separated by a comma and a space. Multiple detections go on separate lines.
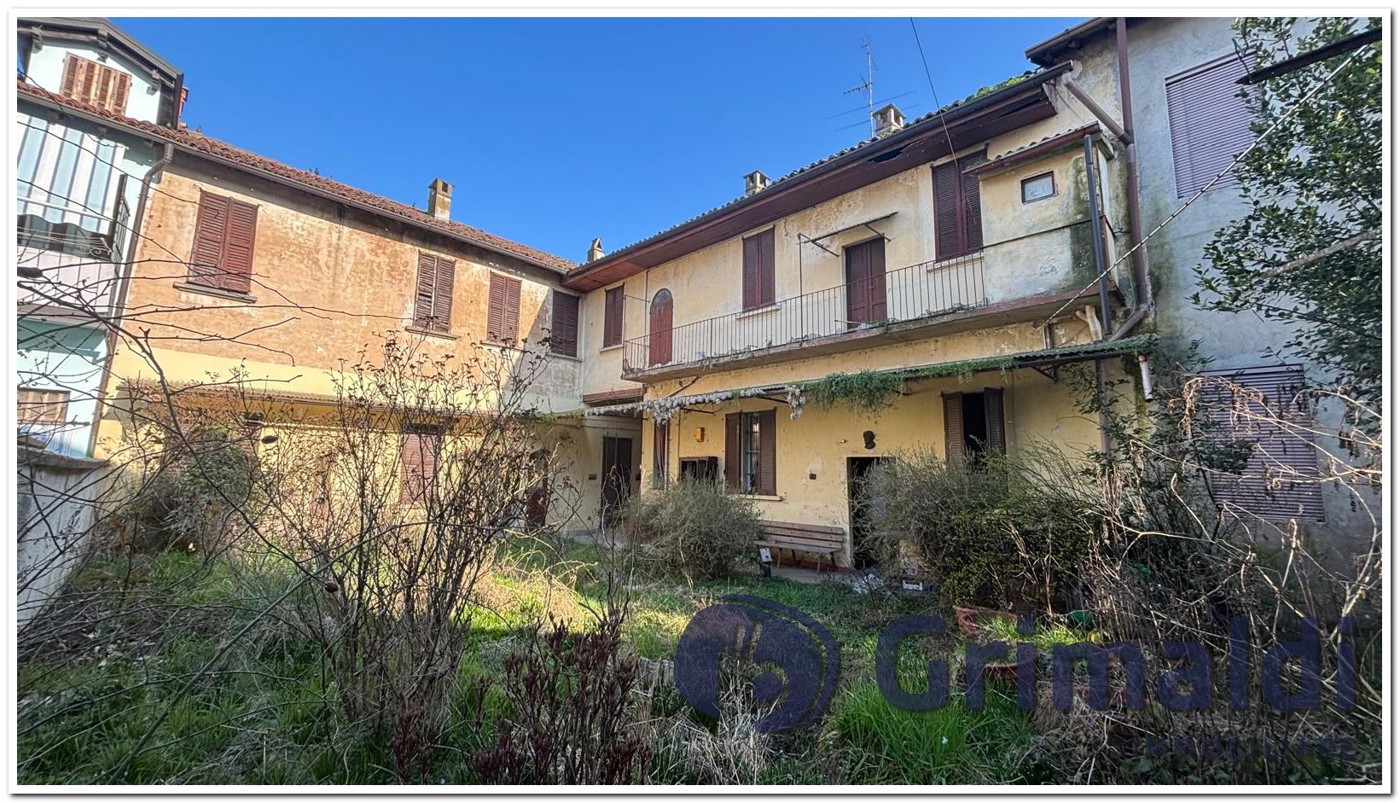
588, 238, 605, 262
744, 170, 770, 197
427, 178, 453, 220
873, 103, 905, 138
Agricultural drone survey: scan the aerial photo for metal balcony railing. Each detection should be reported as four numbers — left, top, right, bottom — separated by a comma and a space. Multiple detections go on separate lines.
623, 253, 987, 375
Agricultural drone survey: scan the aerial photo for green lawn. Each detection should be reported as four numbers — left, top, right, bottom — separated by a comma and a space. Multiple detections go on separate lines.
14, 538, 1052, 785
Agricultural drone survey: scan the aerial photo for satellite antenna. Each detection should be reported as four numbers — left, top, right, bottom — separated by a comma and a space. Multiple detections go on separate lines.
842, 39, 877, 138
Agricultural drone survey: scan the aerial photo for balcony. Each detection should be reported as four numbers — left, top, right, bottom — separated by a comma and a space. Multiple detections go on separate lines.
17, 186, 130, 323
623, 254, 991, 380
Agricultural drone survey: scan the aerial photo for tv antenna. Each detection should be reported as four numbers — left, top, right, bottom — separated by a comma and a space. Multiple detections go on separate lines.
843, 39, 876, 138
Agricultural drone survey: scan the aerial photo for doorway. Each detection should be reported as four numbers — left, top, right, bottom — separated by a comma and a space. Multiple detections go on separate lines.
844, 238, 887, 328
648, 289, 673, 366
601, 436, 634, 523
847, 456, 889, 569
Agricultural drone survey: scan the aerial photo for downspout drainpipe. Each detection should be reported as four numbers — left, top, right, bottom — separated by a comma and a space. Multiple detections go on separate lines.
1114, 16, 1153, 330
88, 142, 174, 458
1083, 134, 1115, 459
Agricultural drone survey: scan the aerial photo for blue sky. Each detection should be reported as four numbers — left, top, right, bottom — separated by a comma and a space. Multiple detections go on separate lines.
111, 16, 1081, 263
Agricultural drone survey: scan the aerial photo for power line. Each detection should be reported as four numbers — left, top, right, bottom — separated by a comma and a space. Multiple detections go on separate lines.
908, 18, 960, 172
1039, 39, 1377, 330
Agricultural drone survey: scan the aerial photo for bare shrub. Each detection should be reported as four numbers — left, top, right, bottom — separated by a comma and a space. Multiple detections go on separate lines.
865, 444, 1099, 610
627, 479, 760, 581
474, 600, 652, 784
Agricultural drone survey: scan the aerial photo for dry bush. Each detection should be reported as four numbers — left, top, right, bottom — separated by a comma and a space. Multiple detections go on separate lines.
627, 479, 761, 581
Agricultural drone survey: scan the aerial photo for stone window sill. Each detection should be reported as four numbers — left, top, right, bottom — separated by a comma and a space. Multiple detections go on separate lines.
406, 326, 459, 341
599, 344, 624, 353
730, 493, 784, 502
737, 304, 780, 319
173, 282, 257, 304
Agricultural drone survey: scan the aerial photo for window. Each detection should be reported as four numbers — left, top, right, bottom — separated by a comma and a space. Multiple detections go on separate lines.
932, 154, 985, 260
412, 252, 457, 334
400, 425, 444, 503
550, 291, 580, 357
486, 273, 521, 343
1166, 53, 1256, 197
1197, 365, 1323, 521
189, 191, 258, 294
1021, 172, 1056, 203
603, 286, 625, 347
60, 55, 131, 115
725, 409, 776, 495
741, 229, 776, 310
943, 388, 1005, 466
652, 421, 669, 488
17, 388, 70, 425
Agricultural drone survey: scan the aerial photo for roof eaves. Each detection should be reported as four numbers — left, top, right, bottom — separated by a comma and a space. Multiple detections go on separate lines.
16, 79, 574, 275
570, 63, 1070, 277
18, 17, 182, 82
1024, 17, 1117, 67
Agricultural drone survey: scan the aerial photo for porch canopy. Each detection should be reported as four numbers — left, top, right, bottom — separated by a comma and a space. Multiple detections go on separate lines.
574, 333, 1156, 423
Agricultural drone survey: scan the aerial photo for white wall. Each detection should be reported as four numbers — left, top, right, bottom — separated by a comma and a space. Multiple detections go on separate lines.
25, 41, 164, 123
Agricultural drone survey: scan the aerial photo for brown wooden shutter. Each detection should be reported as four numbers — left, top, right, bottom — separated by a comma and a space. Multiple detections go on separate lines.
742, 235, 759, 310
551, 292, 580, 357
400, 429, 442, 503
933, 162, 962, 260
983, 387, 1006, 455
757, 409, 777, 496
758, 229, 776, 307
110, 69, 131, 114
414, 253, 437, 329
724, 412, 742, 491
190, 193, 230, 287
648, 289, 673, 366
221, 198, 258, 293
943, 392, 965, 466
432, 257, 456, 333
604, 286, 624, 347
61, 55, 79, 97
486, 273, 506, 340
962, 173, 984, 253
653, 421, 669, 487
502, 275, 521, 341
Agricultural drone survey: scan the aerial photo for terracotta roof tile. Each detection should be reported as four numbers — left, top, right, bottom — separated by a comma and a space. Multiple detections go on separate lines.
17, 78, 575, 273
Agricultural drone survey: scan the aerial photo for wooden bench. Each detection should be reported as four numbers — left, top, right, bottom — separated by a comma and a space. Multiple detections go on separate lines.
755, 521, 845, 573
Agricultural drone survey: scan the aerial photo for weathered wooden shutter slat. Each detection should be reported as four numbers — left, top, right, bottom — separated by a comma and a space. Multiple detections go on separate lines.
414, 253, 437, 328
486, 274, 506, 340
550, 292, 580, 357
741, 235, 759, 310
724, 412, 741, 491
984, 387, 1006, 455
933, 162, 962, 260
60, 56, 79, 97
111, 70, 131, 114
757, 409, 777, 496
962, 173, 984, 253
432, 257, 456, 333
221, 198, 258, 293
757, 229, 776, 307
189, 193, 229, 287
502, 275, 521, 341
603, 286, 624, 347
943, 392, 965, 465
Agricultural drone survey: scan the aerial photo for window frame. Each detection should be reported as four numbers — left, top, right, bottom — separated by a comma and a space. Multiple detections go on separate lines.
412, 252, 457, 335
1020, 171, 1057, 204
17, 387, 71, 426
399, 423, 446, 504
188, 190, 259, 295
932, 153, 986, 261
741, 228, 776, 311
550, 290, 581, 358
1164, 52, 1258, 198
60, 54, 132, 114
485, 272, 522, 344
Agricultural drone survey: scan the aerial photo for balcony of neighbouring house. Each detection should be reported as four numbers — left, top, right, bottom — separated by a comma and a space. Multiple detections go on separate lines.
16, 186, 130, 323
621, 220, 1120, 382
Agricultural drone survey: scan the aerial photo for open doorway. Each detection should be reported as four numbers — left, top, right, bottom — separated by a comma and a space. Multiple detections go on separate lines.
847, 456, 889, 570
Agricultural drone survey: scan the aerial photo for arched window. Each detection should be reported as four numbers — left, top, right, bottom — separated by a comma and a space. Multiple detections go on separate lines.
648, 289, 674, 366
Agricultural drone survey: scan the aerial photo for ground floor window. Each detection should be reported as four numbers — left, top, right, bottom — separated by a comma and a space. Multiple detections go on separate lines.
1197, 365, 1323, 521
400, 424, 445, 503
725, 409, 776, 495
942, 388, 1005, 465
652, 421, 669, 488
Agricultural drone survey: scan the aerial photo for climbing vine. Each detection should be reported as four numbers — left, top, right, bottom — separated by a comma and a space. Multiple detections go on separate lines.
798, 371, 904, 416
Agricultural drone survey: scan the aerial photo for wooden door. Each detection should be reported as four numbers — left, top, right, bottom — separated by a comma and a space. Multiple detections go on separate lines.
601, 436, 634, 520
845, 239, 887, 328
648, 289, 673, 366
